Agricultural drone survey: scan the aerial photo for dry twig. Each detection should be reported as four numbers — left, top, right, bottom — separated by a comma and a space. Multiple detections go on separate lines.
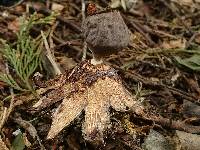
41, 31, 62, 75
81, 0, 87, 61
111, 64, 200, 106
152, 116, 200, 134
13, 113, 46, 150
0, 64, 15, 130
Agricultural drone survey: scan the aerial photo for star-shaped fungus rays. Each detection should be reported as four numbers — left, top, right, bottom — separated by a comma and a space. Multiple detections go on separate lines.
32, 60, 144, 141
82, 76, 144, 141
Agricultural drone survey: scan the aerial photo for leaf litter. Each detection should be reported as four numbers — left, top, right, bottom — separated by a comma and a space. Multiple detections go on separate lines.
0, 0, 200, 149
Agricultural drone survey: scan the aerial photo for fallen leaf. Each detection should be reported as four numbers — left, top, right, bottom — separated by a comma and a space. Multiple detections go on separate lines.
175, 54, 200, 71
51, 3, 64, 13
8, 18, 20, 33
14, 6, 25, 13
171, 0, 194, 6
182, 100, 200, 118
27, 2, 45, 10
194, 34, 200, 44
162, 38, 186, 49
110, 0, 139, 11
56, 56, 77, 71
110, 0, 121, 9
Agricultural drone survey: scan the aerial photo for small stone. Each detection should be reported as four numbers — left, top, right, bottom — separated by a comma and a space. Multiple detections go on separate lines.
142, 129, 174, 150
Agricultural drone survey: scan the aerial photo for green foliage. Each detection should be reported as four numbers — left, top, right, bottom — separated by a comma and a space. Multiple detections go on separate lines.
173, 43, 200, 71
11, 131, 25, 150
137, 47, 200, 71
175, 54, 200, 71
0, 12, 56, 92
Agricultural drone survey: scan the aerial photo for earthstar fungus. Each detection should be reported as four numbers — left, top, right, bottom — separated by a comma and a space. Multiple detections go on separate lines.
44, 61, 144, 141
32, 11, 144, 142
82, 11, 131, 64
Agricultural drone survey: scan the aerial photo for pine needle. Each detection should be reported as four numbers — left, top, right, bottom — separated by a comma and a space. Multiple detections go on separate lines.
0, 12, 56, 93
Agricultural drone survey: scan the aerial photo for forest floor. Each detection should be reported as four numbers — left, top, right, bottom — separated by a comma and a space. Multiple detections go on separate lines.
0, 0, 200, 149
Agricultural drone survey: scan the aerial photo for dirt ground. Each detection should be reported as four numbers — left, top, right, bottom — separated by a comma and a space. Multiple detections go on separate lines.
0, 0, 200, 150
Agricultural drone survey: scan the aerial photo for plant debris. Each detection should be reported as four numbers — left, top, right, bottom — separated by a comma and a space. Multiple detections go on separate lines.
0, 0, 200, 149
